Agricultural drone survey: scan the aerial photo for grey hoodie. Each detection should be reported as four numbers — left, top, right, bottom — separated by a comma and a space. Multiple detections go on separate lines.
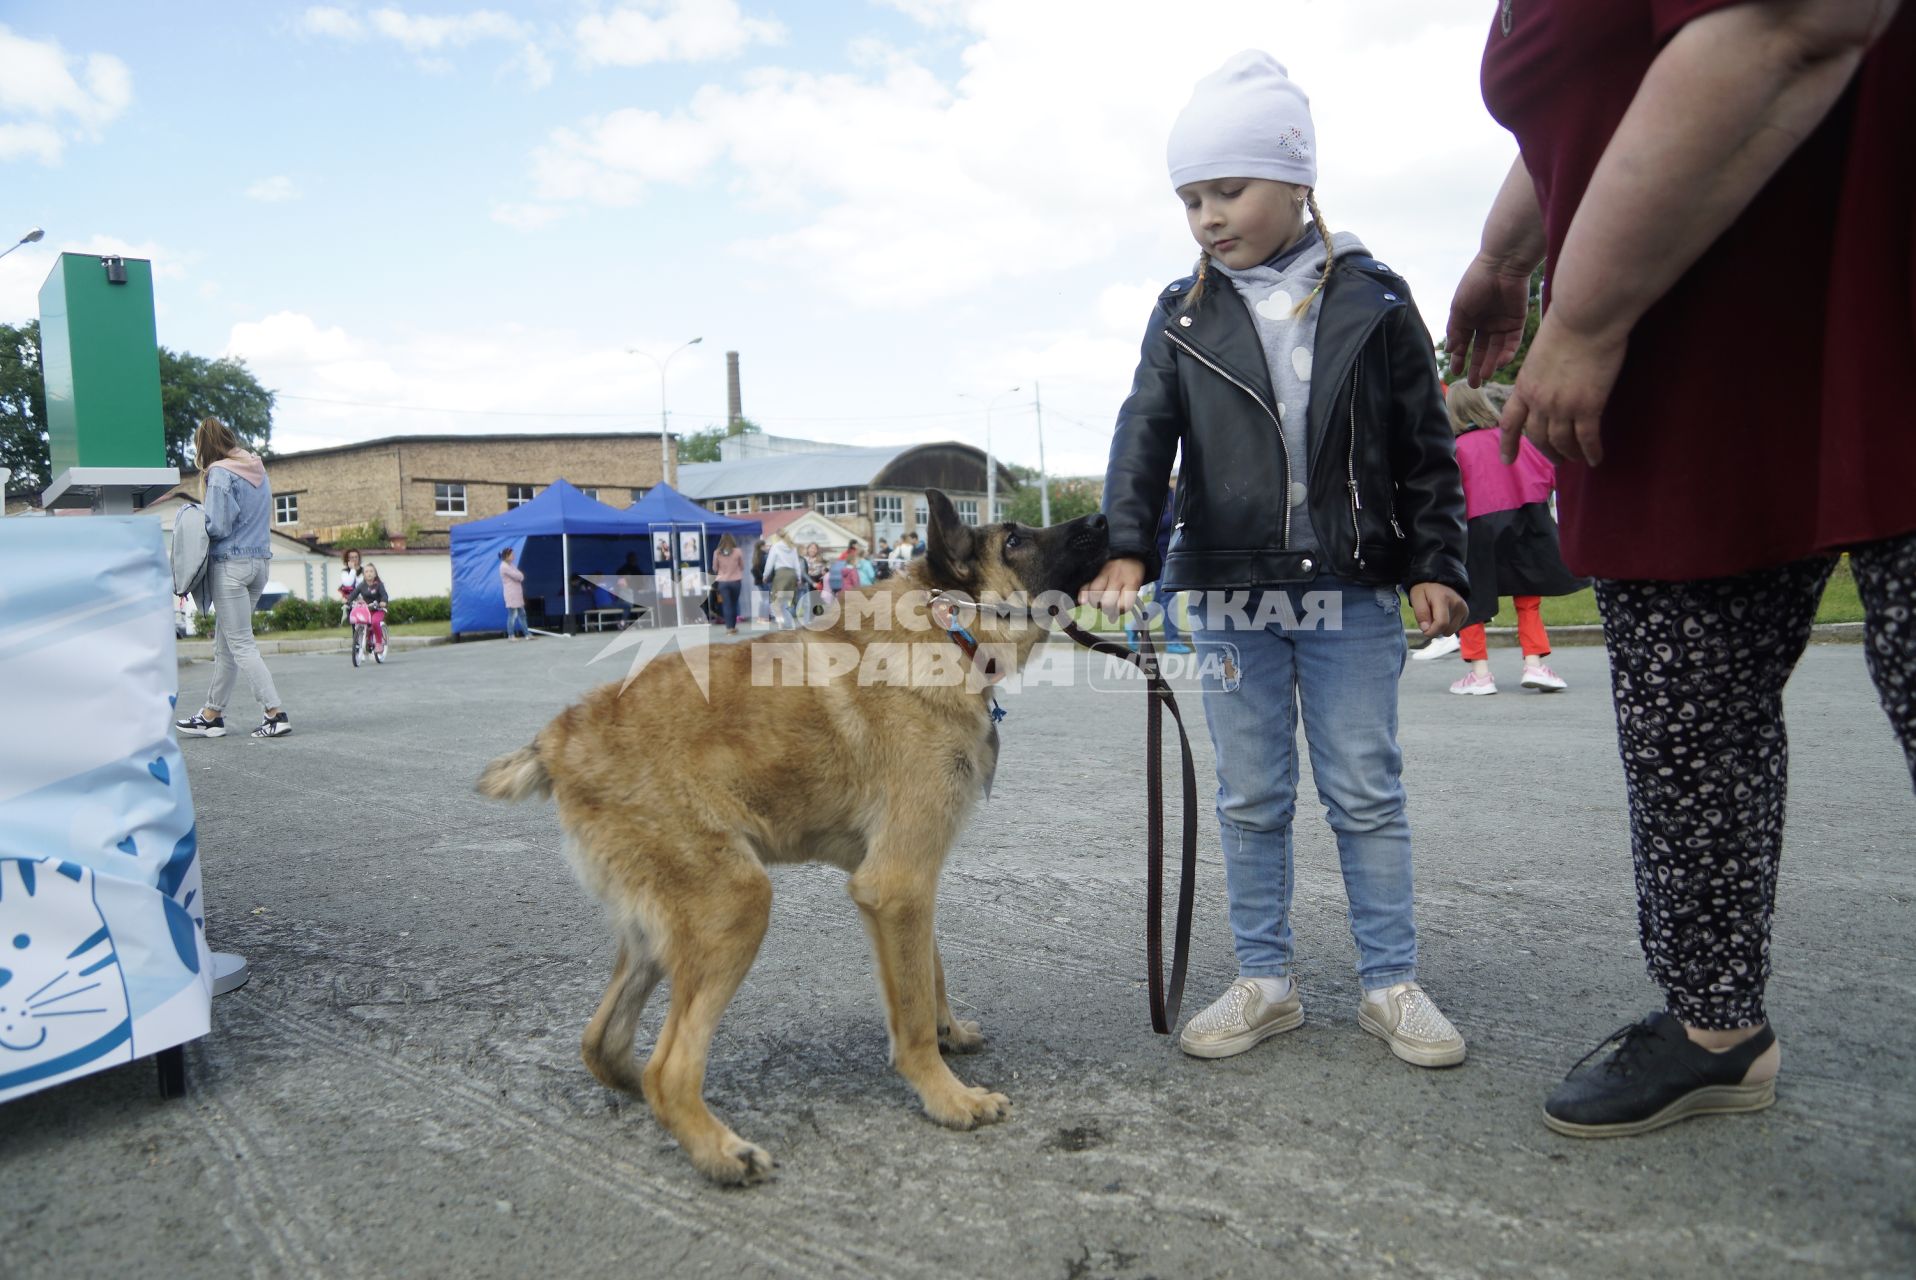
1213, 224, 1369, 555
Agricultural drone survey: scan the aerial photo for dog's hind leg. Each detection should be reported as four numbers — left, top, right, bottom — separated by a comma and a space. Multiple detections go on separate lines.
934, 944, 984, 1054
850, 850, 1009, 1130
640, 855, 775, 1186
581, 923, 664, 1096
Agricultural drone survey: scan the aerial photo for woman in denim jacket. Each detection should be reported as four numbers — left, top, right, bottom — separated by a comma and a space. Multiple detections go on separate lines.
174, 417, 293, 739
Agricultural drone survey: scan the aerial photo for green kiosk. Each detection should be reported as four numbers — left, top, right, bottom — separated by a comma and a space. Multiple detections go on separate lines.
38, 252, 182, 513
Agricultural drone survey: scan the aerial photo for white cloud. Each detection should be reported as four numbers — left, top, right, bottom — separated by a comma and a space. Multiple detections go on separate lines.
529, 106, 719, 204
515, 1, 1514, 319
245, 175, 300, 203
300, 5, 550, 84
0, 25, 133, 164
297, 7, 363, 39
368, 7, 526, 51
223, 312, 716, 455
575, 1, 783, 67
516, 41, 553, 89
0, 121, 63, 164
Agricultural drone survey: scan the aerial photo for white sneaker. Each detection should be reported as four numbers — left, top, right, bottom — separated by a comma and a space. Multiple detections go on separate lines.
1410, 633, 1461, 662
1178, 978, 1304, 1059
1359, 981, 1466, 1068
1521, 662, 1567, 691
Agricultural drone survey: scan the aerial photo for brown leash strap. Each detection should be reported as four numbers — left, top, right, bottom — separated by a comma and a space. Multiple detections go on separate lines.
1060, 619, 1199, 1034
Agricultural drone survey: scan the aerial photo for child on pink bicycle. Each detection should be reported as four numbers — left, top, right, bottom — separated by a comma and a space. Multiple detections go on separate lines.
348, 562, 390, 665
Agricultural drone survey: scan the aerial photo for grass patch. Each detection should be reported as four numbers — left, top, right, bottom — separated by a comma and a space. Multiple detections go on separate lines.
302, 620, 451, 639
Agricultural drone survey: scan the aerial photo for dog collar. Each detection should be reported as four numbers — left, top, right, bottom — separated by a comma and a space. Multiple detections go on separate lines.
930, 595, 1010, 717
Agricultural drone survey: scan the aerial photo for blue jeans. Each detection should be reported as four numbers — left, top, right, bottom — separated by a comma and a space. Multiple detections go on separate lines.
505, 606, 527, 637
1193, 578, 1417, 990
716, 579, 742, 628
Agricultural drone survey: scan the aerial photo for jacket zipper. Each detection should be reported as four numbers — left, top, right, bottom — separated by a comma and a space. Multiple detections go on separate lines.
1345, 352, 1364, 569
1164, 329, 1295, 549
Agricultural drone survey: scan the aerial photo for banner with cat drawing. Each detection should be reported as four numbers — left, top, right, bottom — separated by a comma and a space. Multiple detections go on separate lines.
0, 517, 213, 1104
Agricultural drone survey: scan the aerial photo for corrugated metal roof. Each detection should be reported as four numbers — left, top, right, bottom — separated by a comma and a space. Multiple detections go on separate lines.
675, 444, 913, 499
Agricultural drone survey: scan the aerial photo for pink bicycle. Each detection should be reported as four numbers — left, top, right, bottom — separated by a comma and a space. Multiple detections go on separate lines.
349, 599, 388, 666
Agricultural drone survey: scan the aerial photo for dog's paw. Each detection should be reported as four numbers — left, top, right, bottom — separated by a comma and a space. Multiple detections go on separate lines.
694, 1137, 777, 1187
924, 1083, 1012, 1130
939, 1018, 985, 1054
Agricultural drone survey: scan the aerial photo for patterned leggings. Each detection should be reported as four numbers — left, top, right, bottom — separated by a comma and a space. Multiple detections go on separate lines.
1595, 532, 1916, 1029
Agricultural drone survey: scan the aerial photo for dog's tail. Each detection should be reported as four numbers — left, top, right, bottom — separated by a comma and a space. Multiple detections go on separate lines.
476, 743, 551, 802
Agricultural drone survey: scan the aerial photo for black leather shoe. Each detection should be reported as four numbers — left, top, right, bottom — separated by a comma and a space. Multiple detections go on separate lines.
1543, 1011, 1776, 1138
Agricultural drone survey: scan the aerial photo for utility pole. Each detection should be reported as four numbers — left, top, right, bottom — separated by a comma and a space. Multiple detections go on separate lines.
628, 337, 702, 488
1034, 381, 1051, 526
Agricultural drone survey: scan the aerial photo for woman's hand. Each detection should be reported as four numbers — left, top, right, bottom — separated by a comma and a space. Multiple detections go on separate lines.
1497, 310, 1629, 467
1445, 254, 1534, 387
1079, 557, 1146, 621
1409, 583, 1468, 638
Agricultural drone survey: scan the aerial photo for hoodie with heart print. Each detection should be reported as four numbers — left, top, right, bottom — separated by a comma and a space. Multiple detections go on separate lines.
1209, 223, 1368, 556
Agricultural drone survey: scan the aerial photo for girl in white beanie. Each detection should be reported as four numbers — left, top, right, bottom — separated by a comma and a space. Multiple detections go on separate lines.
1083, 50, 1472, 1069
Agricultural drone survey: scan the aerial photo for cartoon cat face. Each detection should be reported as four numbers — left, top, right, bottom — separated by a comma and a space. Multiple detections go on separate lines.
0, 858, 133, 1092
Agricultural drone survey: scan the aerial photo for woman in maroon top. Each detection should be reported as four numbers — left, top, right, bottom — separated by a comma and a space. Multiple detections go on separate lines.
1451, 0, 1913, 1137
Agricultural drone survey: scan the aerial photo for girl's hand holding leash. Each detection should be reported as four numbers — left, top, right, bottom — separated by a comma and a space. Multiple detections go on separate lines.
1080, 557, 1146, 621
1409, 583, 1467, 639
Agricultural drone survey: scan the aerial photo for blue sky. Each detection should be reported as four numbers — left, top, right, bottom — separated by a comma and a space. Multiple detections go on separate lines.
2, 2, 1517, 479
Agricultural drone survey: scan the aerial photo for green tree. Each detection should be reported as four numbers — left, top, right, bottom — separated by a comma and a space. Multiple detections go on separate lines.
677, 415, 761, 464
160, 348, 274, 467
1435, 265, 1544, 385
0, 320, 48, 492
0, 318, 274, 492
1002, 474, 1103, 526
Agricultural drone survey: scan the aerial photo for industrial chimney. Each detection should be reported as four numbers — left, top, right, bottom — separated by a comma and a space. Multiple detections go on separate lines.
726, 351, 743, 429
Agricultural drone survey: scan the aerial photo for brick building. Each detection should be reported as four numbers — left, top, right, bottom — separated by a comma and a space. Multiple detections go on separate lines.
676, 433, 1012, 549
258, 432, 673, 549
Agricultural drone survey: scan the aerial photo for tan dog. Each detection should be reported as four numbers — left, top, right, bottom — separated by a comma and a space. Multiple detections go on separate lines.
478, 490, 1109, 1184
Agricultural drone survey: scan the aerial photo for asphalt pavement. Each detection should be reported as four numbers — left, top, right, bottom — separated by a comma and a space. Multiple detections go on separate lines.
6, 625, 1913, 1279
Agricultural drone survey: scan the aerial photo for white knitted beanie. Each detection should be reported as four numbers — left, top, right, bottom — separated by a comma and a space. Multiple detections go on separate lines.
1166, 50, 1316, 191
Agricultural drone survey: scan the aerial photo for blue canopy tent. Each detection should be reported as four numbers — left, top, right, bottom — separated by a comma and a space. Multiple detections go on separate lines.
617, 483, 763, 627
450, 479, 646, 636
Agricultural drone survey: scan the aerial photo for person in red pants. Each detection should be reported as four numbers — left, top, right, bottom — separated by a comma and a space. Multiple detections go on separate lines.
1437, 382, 1585, 695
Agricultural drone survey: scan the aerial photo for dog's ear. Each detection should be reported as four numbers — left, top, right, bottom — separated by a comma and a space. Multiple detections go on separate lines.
924, 488, 976, 589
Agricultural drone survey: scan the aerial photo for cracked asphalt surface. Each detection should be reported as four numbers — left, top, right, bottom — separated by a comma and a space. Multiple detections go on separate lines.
4, 629, 1913, 1279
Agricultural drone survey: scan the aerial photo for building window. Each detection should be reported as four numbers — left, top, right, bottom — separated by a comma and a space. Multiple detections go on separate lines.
506, 484, 536, 509
630, 487, 648, 505
816, 487, 858, 517
991, 498, 1005, 524
579, 487, 599, 501
274, 493, 298, 525
914, 497, 928, 529
435, 482, 467, 515
873, 494, 902, 525
761, 491, 804, 511
711, 496, 750, 516
957, 498, 979, 526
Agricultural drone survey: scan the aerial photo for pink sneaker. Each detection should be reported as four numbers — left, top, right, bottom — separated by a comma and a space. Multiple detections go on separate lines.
1449, 671, 1498, 696
1521, 663, 1567, 692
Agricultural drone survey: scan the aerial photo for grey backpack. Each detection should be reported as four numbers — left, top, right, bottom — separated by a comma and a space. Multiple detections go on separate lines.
171, 503, 212, 610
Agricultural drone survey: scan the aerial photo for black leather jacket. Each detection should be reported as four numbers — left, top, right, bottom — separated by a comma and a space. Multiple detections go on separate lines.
1102, 254, 1467, 598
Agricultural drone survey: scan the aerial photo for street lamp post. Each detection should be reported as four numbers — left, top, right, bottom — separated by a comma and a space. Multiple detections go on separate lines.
628, 337, 703, 488
0, 227, 45, 262
960, 385, 1021, 526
